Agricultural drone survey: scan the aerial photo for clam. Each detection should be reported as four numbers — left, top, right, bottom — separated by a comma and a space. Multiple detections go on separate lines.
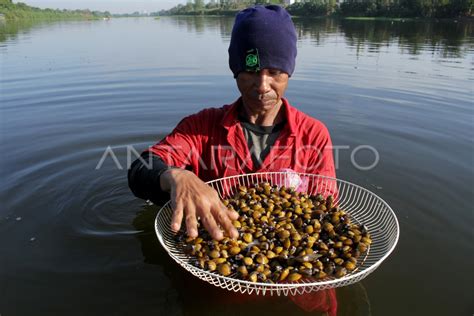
218, 263, 231, 276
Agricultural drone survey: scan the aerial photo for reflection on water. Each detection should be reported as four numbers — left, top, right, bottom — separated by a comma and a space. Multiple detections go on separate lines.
0, 19, 44, 43
339, 19, 474, 58
0, 19, 78, 43
0, 16, 473, 316
167, 16, 234, 39
119, 16, 474, 58
4, 17, 471, 57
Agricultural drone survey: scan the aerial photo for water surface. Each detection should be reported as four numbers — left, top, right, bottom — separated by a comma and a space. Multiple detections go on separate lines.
1, 17, 473, 316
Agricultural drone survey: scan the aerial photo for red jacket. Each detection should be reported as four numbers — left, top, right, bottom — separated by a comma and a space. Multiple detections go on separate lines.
146, 97, 338, 315
147, 98, 335, 181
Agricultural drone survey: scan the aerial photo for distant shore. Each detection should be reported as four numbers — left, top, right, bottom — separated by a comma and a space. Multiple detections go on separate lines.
158, 1, 472, 20
153, 15, 472, 23
0, 0, 110, 21
1, 0, 471, 22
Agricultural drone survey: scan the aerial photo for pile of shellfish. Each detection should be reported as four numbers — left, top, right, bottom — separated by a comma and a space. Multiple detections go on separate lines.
180, 182, 372, 283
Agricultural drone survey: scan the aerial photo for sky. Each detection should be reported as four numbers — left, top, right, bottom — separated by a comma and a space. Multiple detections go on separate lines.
17, 0, 189, 14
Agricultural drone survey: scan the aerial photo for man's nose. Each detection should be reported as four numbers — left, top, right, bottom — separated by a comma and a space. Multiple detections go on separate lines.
255, 72, 271, 94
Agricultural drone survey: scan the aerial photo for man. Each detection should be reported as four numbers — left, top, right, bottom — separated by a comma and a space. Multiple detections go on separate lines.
128, 5, 335, 242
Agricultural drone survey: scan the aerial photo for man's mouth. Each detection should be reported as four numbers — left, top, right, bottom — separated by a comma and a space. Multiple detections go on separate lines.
253, 99, 274, 106
256, 95, 276, 103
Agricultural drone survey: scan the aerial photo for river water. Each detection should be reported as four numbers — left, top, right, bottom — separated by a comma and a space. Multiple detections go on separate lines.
0, 16, 473, 316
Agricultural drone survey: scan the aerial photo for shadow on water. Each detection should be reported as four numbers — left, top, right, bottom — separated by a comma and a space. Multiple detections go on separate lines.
132, 205, 372, 316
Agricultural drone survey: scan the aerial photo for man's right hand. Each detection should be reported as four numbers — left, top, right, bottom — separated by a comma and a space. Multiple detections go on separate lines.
160, 168, 239, 240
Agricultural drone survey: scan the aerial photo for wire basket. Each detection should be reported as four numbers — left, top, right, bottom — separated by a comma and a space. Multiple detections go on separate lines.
155, 172, 399, 296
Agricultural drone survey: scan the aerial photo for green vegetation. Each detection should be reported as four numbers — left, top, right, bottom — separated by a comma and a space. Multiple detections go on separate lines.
0, 0, 111, 20
338, 0, 472, 18
286, 1, 338, 17
157, 1, 277, 16
1, 0, 470, 21
158, 0, 473, 19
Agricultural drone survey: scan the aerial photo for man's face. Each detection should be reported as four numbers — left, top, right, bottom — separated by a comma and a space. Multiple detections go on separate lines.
236, 69, 289, 113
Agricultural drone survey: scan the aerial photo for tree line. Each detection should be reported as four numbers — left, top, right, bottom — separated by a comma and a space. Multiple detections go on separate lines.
338, 0, 472, 18
0, 0, 111, 20
1, 0, 470, 21
158, 0, 472, 19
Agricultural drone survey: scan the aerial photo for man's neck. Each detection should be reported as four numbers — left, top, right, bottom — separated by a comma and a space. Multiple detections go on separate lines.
240, 99, 285, 126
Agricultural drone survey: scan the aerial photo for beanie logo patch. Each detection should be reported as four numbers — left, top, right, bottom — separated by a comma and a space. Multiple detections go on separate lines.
245, 48, 260, 72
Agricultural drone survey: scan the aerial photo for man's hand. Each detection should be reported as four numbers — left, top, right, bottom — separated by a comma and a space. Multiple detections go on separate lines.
160, 168, 239, 240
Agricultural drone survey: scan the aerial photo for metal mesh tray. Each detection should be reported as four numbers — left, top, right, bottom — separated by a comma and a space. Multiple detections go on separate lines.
155, 172, 399, 296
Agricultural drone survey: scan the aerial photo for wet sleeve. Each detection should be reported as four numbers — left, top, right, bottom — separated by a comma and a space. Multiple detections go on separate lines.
128, 113, 203, 205
127, 152, 172, 205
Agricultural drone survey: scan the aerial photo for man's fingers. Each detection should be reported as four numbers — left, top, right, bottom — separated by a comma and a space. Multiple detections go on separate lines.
185, 205, 198, 238
201, 213, 223, 241
227, 209, 239, 221
215, 206, 239, 239
170, 200, 184, 232
220, 201, 239, 220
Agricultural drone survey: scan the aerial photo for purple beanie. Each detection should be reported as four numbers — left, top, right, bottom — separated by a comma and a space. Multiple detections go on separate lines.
228, 5, 297, 78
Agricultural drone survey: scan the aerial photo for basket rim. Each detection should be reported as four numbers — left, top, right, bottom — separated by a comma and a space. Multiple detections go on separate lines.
154, 172, 400, 290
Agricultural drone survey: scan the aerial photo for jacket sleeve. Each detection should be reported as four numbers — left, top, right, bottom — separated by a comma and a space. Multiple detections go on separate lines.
128, 113, 203, 204
127, 152, 172, 205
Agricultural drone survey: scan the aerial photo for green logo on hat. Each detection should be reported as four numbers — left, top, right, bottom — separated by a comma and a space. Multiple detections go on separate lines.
245, 48, 260, 72
246, 54, 258, 67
